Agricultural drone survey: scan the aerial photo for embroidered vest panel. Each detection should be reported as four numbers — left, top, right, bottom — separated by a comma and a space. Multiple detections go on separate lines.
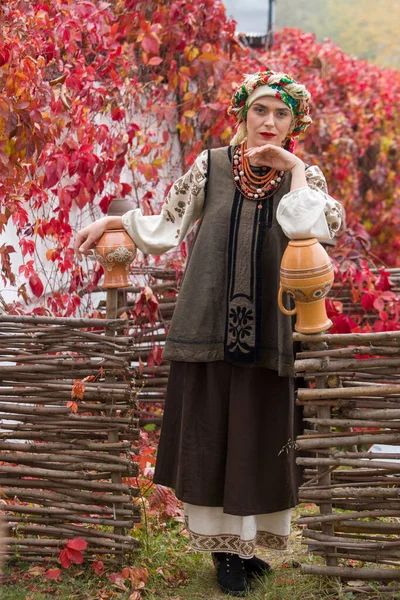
163, 146, 295, 376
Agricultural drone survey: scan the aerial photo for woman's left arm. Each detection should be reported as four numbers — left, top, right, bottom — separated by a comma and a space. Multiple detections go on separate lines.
277, 164, 344, 241
243, 144, 343, 240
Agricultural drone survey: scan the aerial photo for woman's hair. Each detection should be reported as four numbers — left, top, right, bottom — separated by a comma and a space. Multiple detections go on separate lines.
228, 70, 312, 148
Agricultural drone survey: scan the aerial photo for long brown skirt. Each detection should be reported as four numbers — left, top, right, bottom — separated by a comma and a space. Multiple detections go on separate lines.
154, 361, 303, 517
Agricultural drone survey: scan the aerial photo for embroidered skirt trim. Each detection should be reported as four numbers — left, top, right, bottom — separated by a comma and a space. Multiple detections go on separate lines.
185, 516, 289, 557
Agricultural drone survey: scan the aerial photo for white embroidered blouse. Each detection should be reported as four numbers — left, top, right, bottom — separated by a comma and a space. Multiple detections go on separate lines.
121, 150, 343, 254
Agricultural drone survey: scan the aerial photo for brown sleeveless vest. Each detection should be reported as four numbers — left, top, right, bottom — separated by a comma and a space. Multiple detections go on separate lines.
163, 146, 295, 377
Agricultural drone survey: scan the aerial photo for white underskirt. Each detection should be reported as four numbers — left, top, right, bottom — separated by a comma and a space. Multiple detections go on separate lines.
184, 503, 292, 558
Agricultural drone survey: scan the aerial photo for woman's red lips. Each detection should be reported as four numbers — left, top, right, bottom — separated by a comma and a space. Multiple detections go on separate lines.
260, 132, 275, 138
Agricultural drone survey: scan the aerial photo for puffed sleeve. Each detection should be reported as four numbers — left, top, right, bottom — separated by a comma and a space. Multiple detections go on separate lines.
121, 151, 208, 255
276, 165, 343, 241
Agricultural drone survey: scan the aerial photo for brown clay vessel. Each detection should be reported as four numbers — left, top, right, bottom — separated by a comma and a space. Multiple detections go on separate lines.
278, 238, 334, 334
94, 229, 136, 289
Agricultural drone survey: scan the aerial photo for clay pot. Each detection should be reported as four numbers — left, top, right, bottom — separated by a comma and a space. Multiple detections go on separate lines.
278, 238, 334, 334
94, 229, 137, 289
107, 197, 135, 216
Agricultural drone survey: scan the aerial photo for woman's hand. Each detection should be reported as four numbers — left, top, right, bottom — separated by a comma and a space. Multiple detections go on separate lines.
244, 144, 303, 172
74, 216, 116, 261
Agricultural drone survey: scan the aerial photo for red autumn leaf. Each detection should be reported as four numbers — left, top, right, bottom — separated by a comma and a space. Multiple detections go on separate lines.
361, 291, 377, 312
0, 243, 16, 286
66, 547, 84, 564
332, 314, 358, 334
137, 162, 154, 181
74, 183, 90, 210
147, 352, 154, 368
374, 320, 387, 333
136, 567, 149, 585
66, 537, 87, 551
0, 213, 8, 228
45, 568, 62, 580
108, 573, 123, 583
111, 106, 125, 121
107, 572, 127, 590
43, 162, 60, 189
153, 346, 163, 365
376, 269, 392, 291
372, 296, 385, 312
0, 47, 10, 67
11, 207, 29, 229
325, 300, 342, 319
148, 56, 163, 66
122, 566, 149, 590
141, 35, 159, 54
20, 238, 35, 257
121, 183, 132, 195
95, 124, 109, 144
99, 194, 115, 214
71, 379, 85, 400
150, 484, 180, 517
92, 559, 104, 575
29, 273, 44, 297
58, 548, 71, 569
66, 401, 78, 414
381, 290, 397, 300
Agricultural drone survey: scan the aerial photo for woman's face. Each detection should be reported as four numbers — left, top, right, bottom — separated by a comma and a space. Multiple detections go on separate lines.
246, 96, 293, 148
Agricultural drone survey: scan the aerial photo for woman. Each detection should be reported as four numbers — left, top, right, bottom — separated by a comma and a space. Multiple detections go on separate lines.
75, 70, 342, 597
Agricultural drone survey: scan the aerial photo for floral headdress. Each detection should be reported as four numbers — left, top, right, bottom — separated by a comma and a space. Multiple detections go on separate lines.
228, 70, 312, 148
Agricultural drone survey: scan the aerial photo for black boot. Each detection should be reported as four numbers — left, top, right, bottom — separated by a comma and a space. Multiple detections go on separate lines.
242, 555, 273, 579
212, 552, 251, 597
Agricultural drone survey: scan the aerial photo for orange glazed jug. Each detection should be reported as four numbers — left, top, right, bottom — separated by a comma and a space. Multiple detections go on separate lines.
278, 238, 334, 334
94, 229, 137, 289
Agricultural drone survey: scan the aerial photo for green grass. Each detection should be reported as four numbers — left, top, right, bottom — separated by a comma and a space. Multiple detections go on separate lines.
2, 506, 400, 600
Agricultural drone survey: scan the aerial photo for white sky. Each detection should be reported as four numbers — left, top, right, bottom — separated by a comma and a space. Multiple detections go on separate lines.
223, 0, 272, 35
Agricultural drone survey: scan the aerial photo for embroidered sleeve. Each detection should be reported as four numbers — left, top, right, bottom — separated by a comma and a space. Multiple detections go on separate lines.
276, 165, 343, 241
305, 165, 329, 194
121, 151, 208, 255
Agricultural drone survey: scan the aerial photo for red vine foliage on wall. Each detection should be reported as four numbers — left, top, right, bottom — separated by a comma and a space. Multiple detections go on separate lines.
0, 1, 399, 333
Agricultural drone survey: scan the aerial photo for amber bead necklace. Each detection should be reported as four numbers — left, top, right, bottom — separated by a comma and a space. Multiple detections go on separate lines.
232, 140, 285, 207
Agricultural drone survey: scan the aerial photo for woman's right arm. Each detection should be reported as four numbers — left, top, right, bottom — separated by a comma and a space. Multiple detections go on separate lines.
74, 151, 208, 260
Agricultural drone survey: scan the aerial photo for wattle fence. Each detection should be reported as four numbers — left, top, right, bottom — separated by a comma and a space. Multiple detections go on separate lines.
0, 315, 140, 564
2, 265, 400, 590
295, 329, 400, 592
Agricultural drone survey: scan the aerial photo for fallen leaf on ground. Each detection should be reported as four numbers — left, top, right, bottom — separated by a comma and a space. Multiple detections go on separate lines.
26, 566, 45, 577
347, 580, 367, 588
92, 559, 105, 575
44, 568, 62, 580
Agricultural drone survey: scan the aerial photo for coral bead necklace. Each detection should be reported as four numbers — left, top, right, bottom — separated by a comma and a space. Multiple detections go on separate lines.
232, 140, 285, 207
